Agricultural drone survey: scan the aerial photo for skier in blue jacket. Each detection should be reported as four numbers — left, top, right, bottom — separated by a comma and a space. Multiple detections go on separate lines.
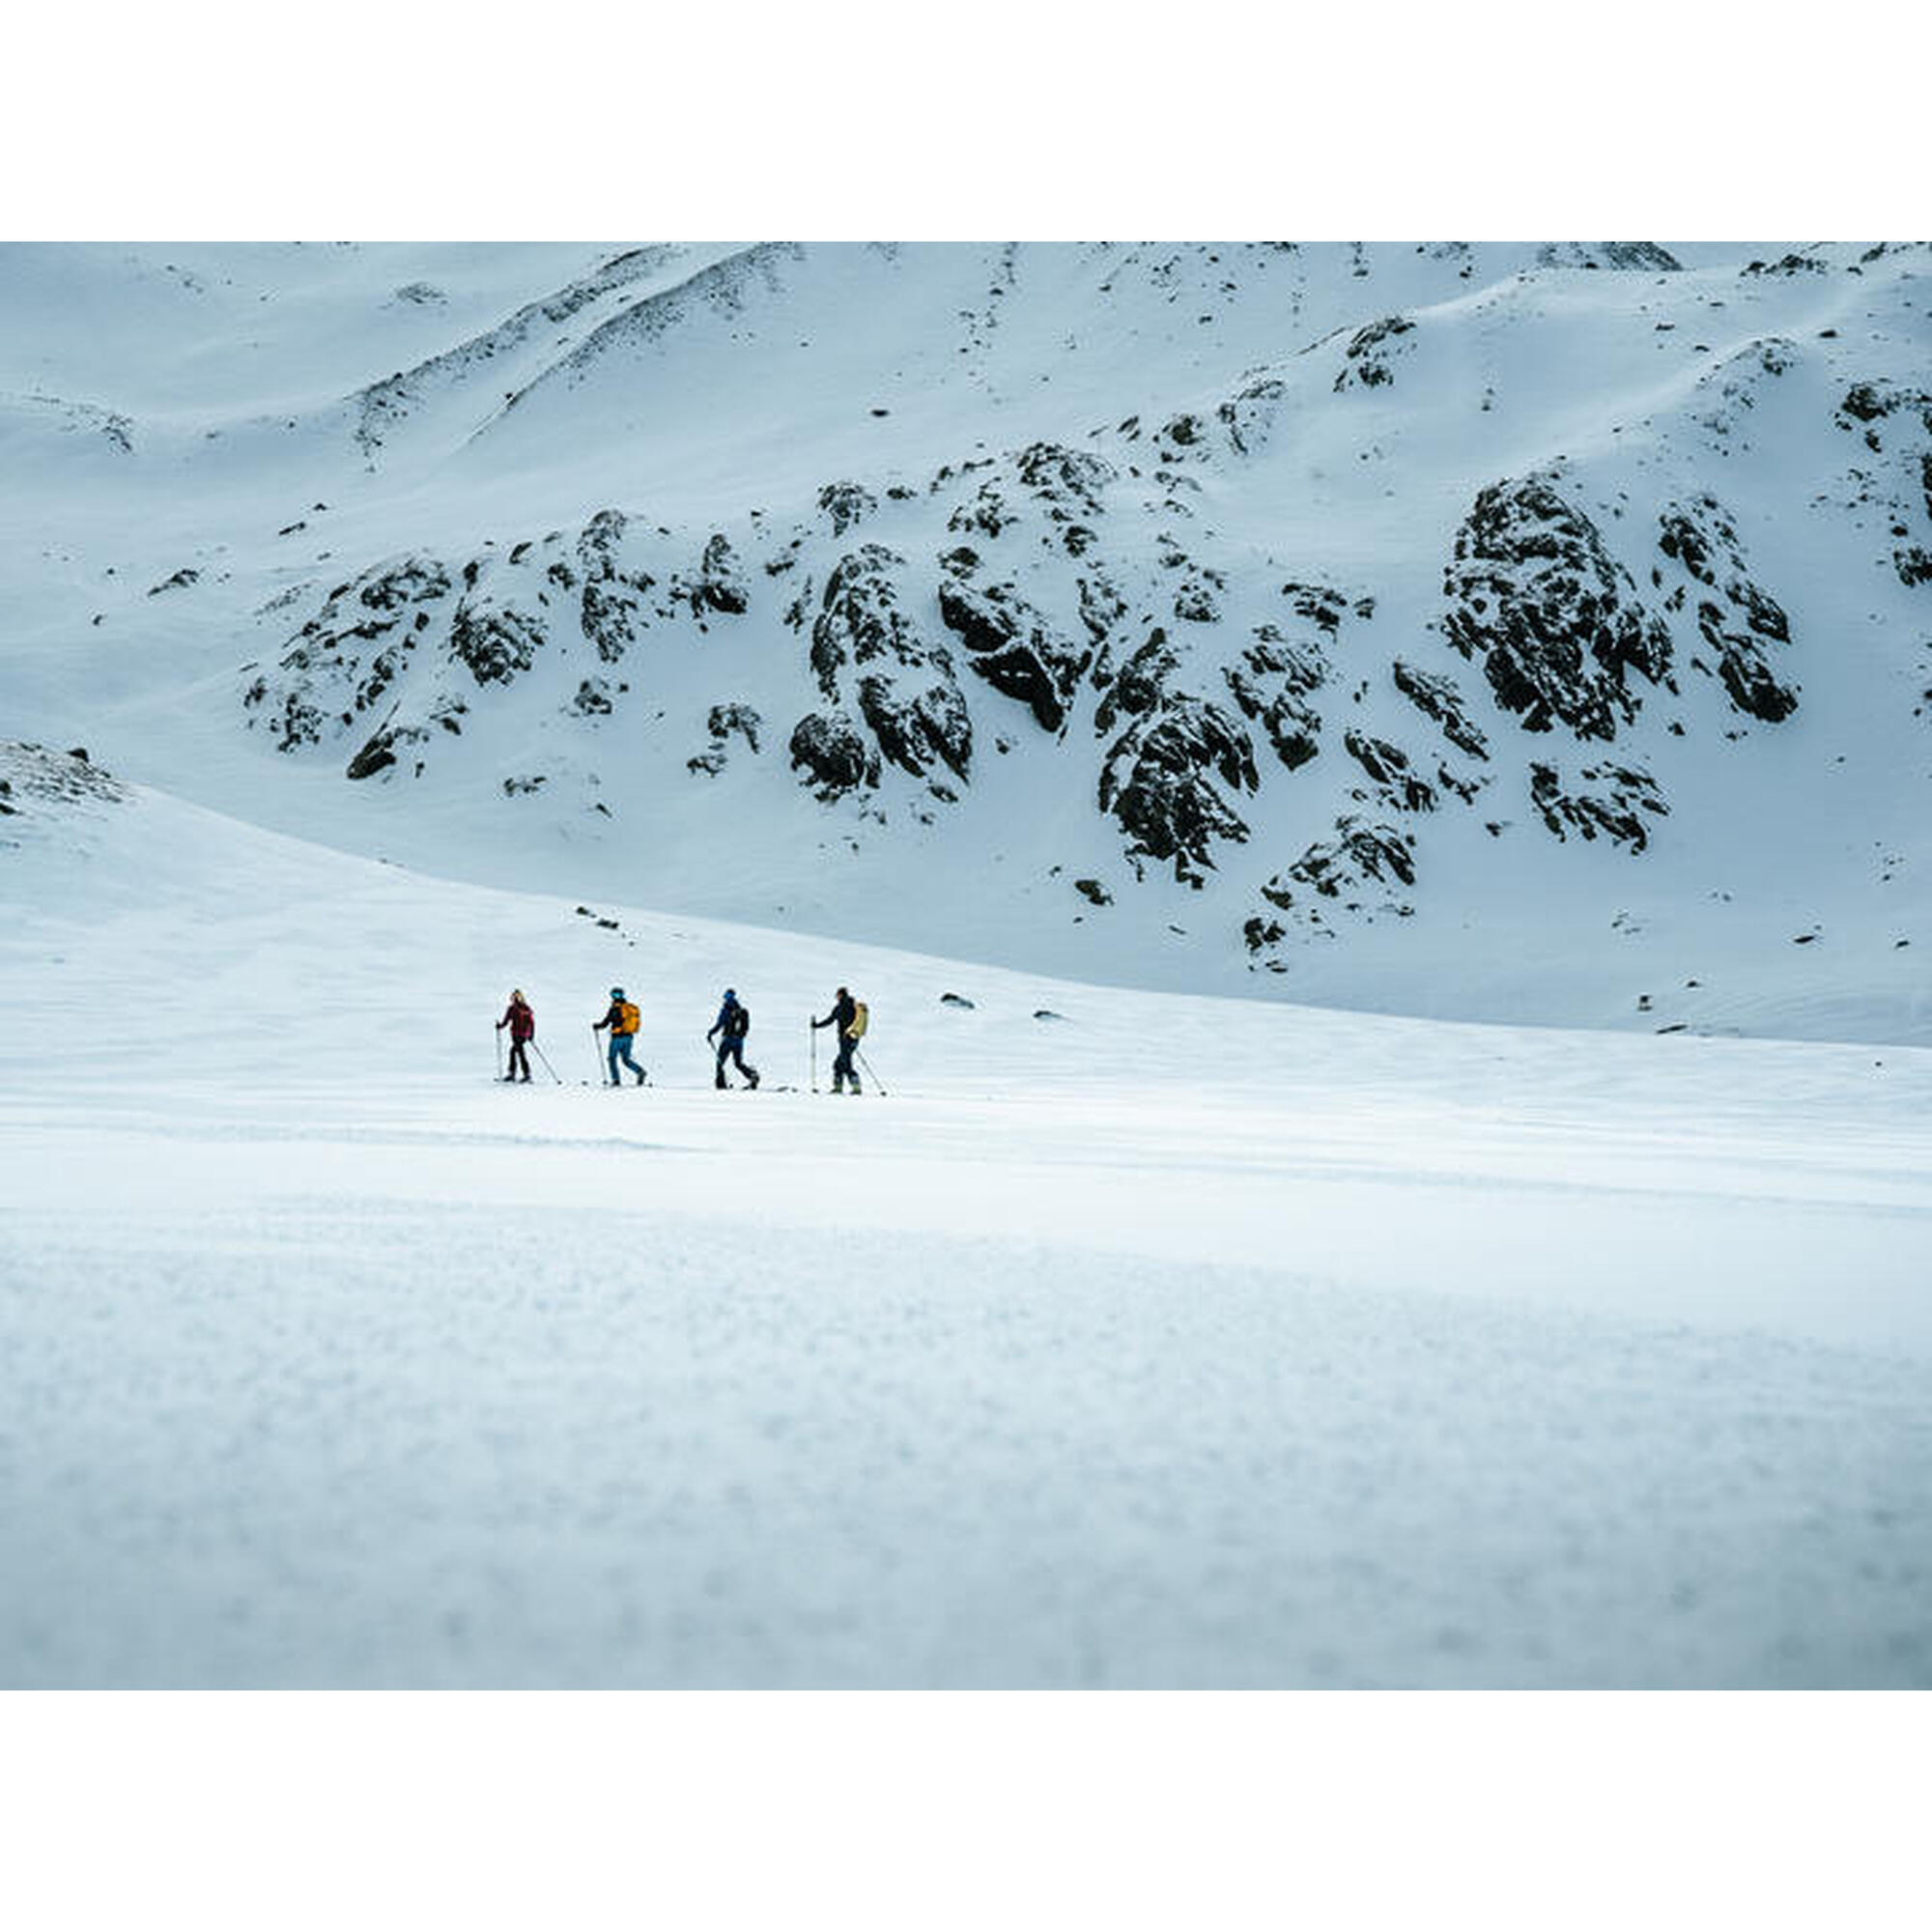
706, 988, 760, 1090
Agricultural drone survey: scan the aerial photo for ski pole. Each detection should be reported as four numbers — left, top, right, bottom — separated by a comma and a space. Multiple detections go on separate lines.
530, 1040, 562, 1085
855, 1045, 888, 1097
809, 1020, 817, 1093
495, 1026, 503, 1080
592, 1026, 606, 1085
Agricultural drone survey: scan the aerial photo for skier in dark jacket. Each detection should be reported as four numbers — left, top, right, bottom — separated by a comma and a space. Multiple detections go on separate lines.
810, 985, 862, 1094
496, 988, 535, 1082
706, 988, 760, 1091
594, 987, 647, 1086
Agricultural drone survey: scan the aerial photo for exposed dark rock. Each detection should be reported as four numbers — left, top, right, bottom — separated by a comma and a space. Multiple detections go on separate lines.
1280, 582, 1367, 634
246, 553, 456, 751
1599, 242, 1683, 271
357, 556, 451, 611
581, 580, 644, 663
810, 547, 971, 784
1443, 475, 1672, 739
1745, 253, 1828, 276
1223, 633, 1325, 772
1077, 572, 1127, 644
449, 597, 543, 687
0, 740, 128, 811
1217, 376, 1288, 455
819, 482, 878, 535
1173, 574, 1222, 623
346, 728, 402, 781
1335, 315, 1415, 391
147, 567, 200, 596
1392, 661, 1490, 759
707, 702, 762, 752
937, 577, 1090, 732
1528, 759, 1667, 851
1265, 816, 1417, 905
1658, 497, 1799, 722
1013, 442, 1114, 519
1095, 631, 1258, 885
948, 482, 1016, 540
1345, 729, 1435, 810
788, 712, 877, 800
1073, 877, 1112, 906
940, 992, 976, 1009
696, 534, 749, 614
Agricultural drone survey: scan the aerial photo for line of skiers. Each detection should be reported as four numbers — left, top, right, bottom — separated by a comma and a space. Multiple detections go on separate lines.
495, 984, 870, 1092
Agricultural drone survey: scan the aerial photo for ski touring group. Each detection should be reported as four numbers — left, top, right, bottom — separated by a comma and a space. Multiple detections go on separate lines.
495, 985, 876, 1094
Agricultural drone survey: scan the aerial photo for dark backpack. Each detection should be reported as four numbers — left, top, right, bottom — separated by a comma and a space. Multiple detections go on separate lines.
727, 1002, 751, 1039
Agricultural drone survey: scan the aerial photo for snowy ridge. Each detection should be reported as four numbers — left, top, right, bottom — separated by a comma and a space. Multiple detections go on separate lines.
5, 241, 1930, 1040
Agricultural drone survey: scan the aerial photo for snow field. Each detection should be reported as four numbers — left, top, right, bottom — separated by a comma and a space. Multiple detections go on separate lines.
3, 783, 1930, 1685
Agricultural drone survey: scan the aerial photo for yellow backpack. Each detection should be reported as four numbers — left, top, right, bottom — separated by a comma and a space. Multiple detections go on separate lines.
617, 1000, 640, 1035
848, 1000, 868, 1039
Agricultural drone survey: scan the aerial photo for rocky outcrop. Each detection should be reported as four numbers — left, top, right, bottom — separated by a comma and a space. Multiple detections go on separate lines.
1392, 661, 1490, 760
1345, 729, 1435, 812
788, 712, 877, 800
1443, 476, 1673, 739
448, 594, 543, 687
692, 534, 749, 615
936, 559, 1091, 733
1263, 816, 1417, 914
808, 546, 971, 787
689, 703, 761, 777
818, 481, 878, 537
1334, 315, 1415, 391
1094, 630, 1258, 884
0, 740, 129, 819
577, 510, 655, 663
1223, 631, 1325, 772
1013, 441, 1114, 520
1528, 760, 1668, 852
1656, 496, 1798, 724
243, 552, 455, 751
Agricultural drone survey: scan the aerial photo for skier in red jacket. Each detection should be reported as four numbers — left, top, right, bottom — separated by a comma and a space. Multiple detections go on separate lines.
497, 989, 536, 1082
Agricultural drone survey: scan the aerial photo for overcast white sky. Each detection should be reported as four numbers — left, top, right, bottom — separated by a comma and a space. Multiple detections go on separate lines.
4, 1, 1919, 238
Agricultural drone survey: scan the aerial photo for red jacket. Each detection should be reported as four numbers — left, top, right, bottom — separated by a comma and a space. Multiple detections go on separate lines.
500, 1000, 535, 1041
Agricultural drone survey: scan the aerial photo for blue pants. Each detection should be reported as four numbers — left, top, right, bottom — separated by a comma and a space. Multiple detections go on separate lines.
609, 1034, 644, 1083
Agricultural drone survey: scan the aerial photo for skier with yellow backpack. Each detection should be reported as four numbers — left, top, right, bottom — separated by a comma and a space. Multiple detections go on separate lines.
810, 985, 869, 1094
593, 986, 647, 1087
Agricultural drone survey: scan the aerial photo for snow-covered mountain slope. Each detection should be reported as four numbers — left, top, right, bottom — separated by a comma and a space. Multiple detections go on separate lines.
4, 242, 1930, 1040
5, 759, 1930, 1687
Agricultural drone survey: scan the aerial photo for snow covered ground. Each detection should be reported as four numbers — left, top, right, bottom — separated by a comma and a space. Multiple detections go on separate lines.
4, 767, 1929, 1686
